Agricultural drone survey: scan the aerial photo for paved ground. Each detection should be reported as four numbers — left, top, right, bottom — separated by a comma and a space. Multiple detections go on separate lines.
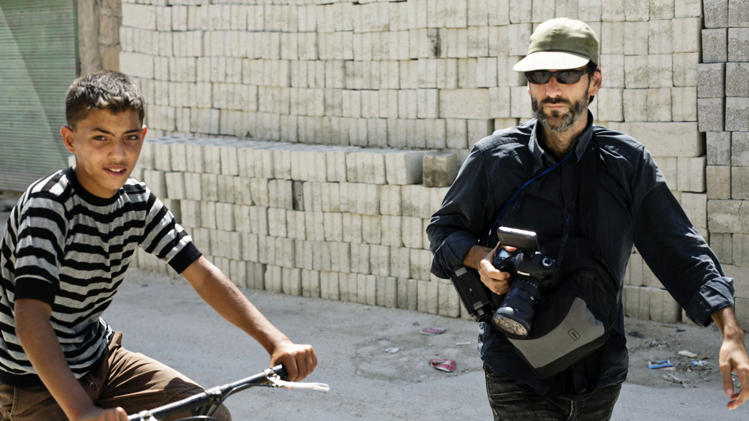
107, 271, 749, 420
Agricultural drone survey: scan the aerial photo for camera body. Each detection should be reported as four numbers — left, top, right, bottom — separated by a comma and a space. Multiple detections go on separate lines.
491, 227, 555, 337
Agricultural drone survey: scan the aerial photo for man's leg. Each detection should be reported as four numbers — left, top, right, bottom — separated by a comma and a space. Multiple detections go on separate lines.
484, 365, 621, 421
484, 366, 565, 420
567, 383, 621, 421
95, 332, 231, 421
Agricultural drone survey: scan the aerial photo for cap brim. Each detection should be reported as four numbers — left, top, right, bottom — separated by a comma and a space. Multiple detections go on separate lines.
513, 51, 590, 72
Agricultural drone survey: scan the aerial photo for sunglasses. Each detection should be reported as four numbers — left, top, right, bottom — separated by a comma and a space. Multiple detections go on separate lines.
524, 69, 589, 85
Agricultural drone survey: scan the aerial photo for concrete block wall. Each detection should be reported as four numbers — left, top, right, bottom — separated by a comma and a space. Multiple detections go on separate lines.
701, 0, 749, 327
131, 135, 466, 317
116, 0, 748, 326
77, 0, 122, 74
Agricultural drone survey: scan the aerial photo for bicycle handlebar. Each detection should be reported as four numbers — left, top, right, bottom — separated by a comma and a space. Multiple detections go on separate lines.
127, 365, 287, 421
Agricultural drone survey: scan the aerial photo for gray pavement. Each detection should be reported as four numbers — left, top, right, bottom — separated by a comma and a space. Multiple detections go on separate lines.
107, 270, 749, 420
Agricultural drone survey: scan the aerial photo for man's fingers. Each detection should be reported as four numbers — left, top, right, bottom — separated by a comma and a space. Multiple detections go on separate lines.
721, 362, 734, 398
478, 258, 511, 295
728, 367, 749, 410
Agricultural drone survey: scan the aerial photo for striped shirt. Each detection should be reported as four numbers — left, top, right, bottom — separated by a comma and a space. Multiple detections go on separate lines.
0, 167, 200, 386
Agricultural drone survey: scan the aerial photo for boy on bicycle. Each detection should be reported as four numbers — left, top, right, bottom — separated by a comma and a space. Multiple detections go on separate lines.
0, 71, 317, 421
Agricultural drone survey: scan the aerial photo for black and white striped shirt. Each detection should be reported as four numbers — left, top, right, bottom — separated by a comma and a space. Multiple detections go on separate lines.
0, 167, 200, 386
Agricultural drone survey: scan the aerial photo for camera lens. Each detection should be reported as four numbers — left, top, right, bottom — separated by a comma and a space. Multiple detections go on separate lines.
493, 309, 530, 336
492, 278, 540, 337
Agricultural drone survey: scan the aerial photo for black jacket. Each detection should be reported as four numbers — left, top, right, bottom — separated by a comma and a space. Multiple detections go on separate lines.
427, 113, 734, 395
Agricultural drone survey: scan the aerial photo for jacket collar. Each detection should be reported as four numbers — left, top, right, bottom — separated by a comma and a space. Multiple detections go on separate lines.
527, 110, 595, 172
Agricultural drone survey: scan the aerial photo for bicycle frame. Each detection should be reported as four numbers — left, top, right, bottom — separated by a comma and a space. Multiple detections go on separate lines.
127, 365, 287, 421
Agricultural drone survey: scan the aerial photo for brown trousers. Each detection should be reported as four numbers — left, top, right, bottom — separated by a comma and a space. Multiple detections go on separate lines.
0, 332, 230, 421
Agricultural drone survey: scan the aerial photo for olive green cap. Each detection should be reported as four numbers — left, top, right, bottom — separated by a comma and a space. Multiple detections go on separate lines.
513, 18, 599, 72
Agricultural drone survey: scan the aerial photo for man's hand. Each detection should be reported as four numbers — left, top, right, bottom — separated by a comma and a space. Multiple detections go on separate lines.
269, 340, 317, 382
712, 307, 749, 410
77, 406, 128, 421
463, 244, 514, 295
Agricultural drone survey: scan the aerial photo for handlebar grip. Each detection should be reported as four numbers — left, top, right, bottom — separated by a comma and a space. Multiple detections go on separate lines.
271, 364, 288, 380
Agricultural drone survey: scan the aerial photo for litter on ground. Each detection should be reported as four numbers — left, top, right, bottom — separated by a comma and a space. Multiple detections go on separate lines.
420, 327, 446, 335
648, 359, 674, 369
429, 359, 456, 373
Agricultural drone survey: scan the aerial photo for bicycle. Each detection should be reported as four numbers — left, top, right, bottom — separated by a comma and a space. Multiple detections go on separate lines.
127, 365, 330, 421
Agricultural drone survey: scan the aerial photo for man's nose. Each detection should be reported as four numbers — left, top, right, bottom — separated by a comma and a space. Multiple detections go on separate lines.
545, 76, 562, 96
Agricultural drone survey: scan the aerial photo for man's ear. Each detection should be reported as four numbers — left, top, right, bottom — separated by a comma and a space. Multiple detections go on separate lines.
589, 67, 602, 96
60, 126, 75, 154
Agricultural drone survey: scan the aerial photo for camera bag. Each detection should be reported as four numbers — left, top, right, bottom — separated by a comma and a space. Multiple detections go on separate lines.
498, 141, 621, 378
504, 237, 619, 378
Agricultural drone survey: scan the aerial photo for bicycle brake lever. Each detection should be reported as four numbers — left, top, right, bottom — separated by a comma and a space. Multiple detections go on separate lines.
263, 369, 330, 392
129, 411, 158, 421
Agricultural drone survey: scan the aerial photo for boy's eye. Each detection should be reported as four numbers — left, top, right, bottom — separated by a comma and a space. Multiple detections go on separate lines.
93, 135, 107, 141
126, 135, 141, 141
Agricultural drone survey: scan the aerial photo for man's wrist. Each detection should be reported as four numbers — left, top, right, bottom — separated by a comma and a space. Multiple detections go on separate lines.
462, 245, 493, 270
712, 306, 744, 339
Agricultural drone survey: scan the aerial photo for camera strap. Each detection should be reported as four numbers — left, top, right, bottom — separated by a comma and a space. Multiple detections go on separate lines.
484, 150, 573, 245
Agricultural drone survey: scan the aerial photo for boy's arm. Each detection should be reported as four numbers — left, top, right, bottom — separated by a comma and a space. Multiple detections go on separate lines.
181, 256, 317, 381
14, 299, 127, 421
711, 306, 749, 410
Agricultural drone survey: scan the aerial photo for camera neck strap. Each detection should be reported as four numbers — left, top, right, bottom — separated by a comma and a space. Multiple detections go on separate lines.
485, 151, 573, 245
485, 138, 601, 249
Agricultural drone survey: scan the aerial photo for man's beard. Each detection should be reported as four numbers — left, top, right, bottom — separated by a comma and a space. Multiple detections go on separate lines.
531, 87, 590, 133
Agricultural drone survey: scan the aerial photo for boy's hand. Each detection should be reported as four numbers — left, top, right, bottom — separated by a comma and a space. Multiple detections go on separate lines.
76, 406, 128, 421
270, 340, 317, 382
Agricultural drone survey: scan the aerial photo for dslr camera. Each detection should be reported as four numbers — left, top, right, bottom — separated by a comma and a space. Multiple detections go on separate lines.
491, 227, 555, 337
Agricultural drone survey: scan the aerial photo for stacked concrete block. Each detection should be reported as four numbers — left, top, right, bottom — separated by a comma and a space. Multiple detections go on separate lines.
117, 0, 748, 326
131, 137, 461, 316
121, 0, 522, 148
422, 151, 458, 187
696, 0, 749, 326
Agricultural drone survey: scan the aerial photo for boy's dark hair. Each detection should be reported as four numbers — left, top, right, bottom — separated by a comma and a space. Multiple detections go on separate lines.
65, 71, 145, 128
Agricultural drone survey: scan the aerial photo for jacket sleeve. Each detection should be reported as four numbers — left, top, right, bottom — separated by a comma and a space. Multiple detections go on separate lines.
632, 150, 734, 326
427, 147, 495, 279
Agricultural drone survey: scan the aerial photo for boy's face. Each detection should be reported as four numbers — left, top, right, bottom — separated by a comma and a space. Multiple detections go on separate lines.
61, 108, 146, 199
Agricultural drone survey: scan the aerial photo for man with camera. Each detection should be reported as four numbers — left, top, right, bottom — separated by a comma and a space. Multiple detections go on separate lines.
427, 17, 749, 420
